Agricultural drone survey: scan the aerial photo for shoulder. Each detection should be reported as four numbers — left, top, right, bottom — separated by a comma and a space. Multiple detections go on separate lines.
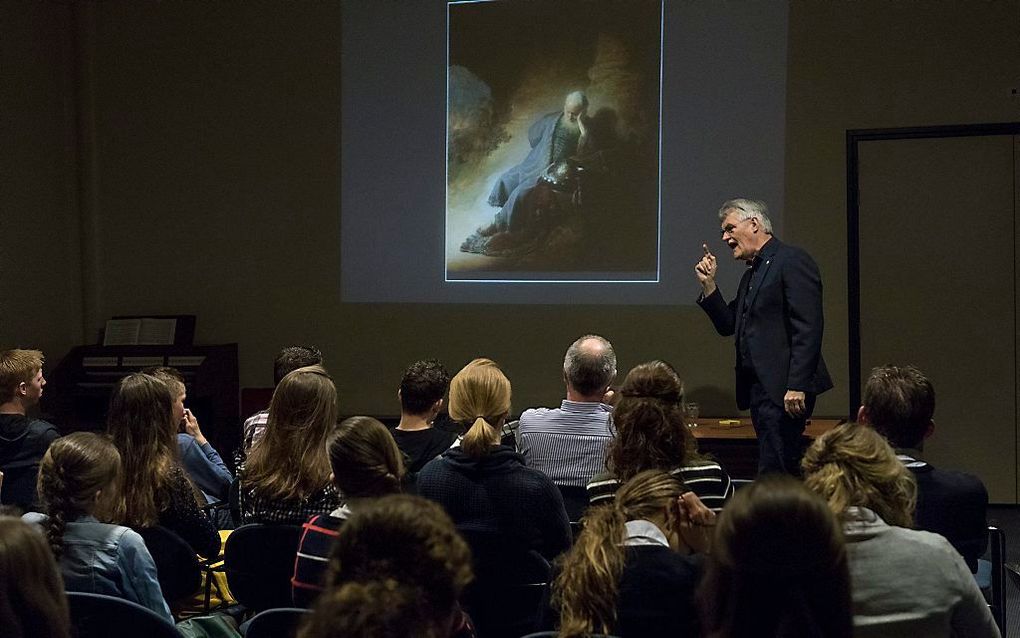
518, 407, 556, 428
29, 418, 60, 440
774, 239, 819, 267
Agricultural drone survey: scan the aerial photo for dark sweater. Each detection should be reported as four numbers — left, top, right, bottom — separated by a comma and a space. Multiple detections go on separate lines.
417, 445, 571, 559
0, 414, 59, 509
152, 467, 222, 558
615, 545, 702, 638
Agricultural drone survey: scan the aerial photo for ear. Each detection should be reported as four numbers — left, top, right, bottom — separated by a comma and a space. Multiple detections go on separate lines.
397, 388, 402, 401
16, 381, 27, 397
433, 398, 444, 413
924, 419, 935, 440
856, 405, 869, 424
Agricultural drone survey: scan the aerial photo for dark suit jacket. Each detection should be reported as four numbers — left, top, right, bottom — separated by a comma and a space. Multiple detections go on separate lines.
698, 237, 832, 409
903, 454, 988, 573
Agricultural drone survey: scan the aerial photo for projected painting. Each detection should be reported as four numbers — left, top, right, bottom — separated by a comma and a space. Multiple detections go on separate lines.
446, 0, 663, 282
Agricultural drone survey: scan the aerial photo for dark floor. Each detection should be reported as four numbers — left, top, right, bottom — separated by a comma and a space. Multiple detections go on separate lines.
987, 506, 1020, 635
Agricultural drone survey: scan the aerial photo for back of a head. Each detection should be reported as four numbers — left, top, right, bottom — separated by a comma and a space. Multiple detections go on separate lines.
313, 494, 472, 637
0, 516, 70, 638
328, 416, 405, 498
555, 469, 683, 638
448, 358, 511, 457
802, 423, 916, 529
0, 349, 44, 403
142, 366, 186, 396
105, 372, 177, 527
248, 365, 337, 500
274, 346, 325, 386
862, 364, 934, 450
607, 360, 698, 480
699, 476, 852, 638
37, 432, 122, 559
399, 360, 451, 415
299, 579, 444, 638
563, 335, 616, 398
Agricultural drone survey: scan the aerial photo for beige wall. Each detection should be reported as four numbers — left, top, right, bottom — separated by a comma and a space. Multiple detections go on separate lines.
5, 2, 1019, 486
0, 2, 83, 369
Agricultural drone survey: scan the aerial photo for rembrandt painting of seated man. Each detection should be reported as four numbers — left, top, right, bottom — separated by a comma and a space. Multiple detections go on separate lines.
446, 0, 663, 282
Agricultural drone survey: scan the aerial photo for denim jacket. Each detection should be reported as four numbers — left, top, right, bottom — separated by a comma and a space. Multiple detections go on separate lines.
22, 512, 173, 622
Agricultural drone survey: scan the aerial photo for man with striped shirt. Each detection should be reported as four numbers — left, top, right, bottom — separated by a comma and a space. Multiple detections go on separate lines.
516, 335, 617, 510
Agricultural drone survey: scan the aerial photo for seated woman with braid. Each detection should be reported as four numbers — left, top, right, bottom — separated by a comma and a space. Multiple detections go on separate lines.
697, 475, 853, 638
803, 423, 999, 638
22, 432, 171, 621
554, 469, 715, 638
587, 361, 733, 511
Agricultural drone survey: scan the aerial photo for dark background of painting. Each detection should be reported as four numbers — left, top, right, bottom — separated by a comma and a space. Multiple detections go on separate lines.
341, 0, 788, 304
446, 0, 662, 279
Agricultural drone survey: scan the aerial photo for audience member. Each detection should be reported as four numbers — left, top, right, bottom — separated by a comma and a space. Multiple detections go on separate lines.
418, 358, 571, 559
516, 335, 616, 491
23, 432, 172, 621
859, 364, 988, 572
392, 360, 456, 475
0, 516, 71, 638
0, 349, 59, 510
554, 469, 714, 638
698, 475, 852, 638
146, 366, 233, 503
587, 361, 733, 511
292, 415, 405, 607
803, 423, 999, 637
298, 494, 474, 638
240, 365, 341, 525
242, 345, 324, 454
107, 373, 221, 558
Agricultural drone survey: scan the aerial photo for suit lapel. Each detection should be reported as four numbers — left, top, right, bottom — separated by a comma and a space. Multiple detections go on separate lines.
734, 268, 752, 337
743, 253, 776, 312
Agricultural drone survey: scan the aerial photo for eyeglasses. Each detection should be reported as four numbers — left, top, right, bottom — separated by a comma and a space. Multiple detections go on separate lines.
720, 218, 752, 238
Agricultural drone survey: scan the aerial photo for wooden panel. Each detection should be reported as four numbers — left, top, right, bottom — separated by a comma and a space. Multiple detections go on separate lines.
858, 135, 1016, 502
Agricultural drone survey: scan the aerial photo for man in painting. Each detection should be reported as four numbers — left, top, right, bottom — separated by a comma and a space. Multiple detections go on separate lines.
477, 90, 591, 237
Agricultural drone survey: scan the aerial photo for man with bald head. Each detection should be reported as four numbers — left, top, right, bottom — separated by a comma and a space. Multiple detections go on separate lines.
517, 335, 616, 501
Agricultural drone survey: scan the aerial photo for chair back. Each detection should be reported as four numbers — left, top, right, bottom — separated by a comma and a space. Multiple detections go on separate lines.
224, 523, 303, 611
557, 485, 589, 522
460, 531, 552, 638
66, 591, 179, 638
245, 607, 312, 638
987, 526, 1007, 637
138, 525, 202, 603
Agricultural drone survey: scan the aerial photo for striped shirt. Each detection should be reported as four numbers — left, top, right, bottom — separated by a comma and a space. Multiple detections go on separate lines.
586, 462, 734, 512
516, 400, 613, 488
291, 505, 351, 607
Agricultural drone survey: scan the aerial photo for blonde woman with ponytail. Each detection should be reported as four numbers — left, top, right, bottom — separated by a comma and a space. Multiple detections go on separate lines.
23, 432, 172, 622
554, 469, 715, 638
418, 358, 571, 559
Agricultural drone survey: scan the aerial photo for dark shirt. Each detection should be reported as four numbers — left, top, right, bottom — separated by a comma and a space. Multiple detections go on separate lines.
417, 445, 571, 560
292, 509, 347, 608
154, 466, 222, 558
0, 414, 59, 509
391, 427, 458, 474
900, 452, 988, 572
616, 545, 702, 638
